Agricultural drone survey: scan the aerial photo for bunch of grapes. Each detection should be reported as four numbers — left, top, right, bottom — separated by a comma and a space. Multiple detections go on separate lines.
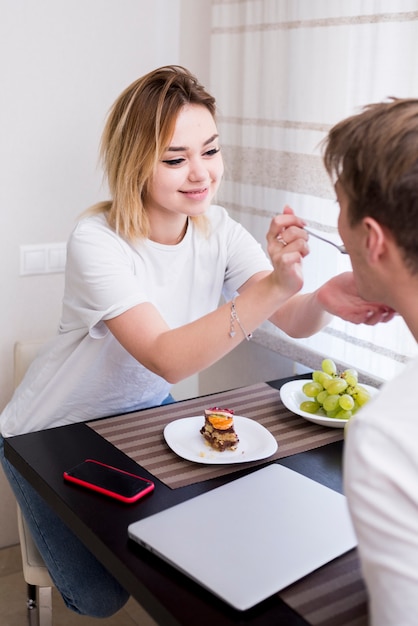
300, 358, 371, 420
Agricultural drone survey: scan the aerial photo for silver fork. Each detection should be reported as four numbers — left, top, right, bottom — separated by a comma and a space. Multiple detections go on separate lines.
304, 228, 348, 254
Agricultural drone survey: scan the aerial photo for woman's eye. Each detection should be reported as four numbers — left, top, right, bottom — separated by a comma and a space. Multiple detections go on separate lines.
204, 147, 220, 157
161, 147, 220, 165
162, 157, 185, 166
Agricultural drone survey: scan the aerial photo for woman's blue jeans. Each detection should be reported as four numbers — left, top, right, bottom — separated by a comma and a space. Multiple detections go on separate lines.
1, 435, 129, 617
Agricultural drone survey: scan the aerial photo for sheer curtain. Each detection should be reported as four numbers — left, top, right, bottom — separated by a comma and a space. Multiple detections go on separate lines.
209, 0, 418, 382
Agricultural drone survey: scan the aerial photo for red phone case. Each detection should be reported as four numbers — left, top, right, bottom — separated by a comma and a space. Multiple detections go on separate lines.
63, 459, 154, 504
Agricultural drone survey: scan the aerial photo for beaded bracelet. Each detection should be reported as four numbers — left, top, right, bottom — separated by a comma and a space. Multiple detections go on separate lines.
229, 297, 252, 341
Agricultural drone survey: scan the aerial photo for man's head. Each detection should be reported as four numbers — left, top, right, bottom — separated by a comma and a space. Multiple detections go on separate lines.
323, 98, 418, 275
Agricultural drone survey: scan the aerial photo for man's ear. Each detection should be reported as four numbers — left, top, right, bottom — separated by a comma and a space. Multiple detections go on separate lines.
363, 217, 386, 263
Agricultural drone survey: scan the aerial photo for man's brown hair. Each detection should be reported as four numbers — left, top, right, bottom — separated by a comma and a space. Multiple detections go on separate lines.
323, 98, 418, 269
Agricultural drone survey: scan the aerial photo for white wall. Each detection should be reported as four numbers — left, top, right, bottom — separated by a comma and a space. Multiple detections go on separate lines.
199, 340, 297, 396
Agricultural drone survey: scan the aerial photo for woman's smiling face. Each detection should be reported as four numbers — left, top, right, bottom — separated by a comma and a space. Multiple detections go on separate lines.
146, 104, 224, 220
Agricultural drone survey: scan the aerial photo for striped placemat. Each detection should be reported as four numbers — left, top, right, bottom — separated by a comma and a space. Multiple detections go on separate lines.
88, 382, 344, 489
281, 549, 368, 626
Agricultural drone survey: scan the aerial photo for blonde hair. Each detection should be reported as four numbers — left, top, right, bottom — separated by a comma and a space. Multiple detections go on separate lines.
91, 65, 217, 241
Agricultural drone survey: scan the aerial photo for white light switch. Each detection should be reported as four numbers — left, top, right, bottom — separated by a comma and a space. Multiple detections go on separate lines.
21, 247, 47, 274
48, 244, 67, 272
20, 243, 67, 275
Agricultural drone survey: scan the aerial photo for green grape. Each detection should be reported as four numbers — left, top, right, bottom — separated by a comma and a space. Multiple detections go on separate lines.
322, 358, 337, 376
302, 381, 323, 398
300, 400, 321, 414
312, 370, 323, 383
323, 394, 340, 412
327, 378, 348, 395
316, 390, 329, 405
335, 409, 352, 420
353, 385, 371, 407
339, 393, 355, 411
342, 368, 358, 386
326, 409, 339, 418
318, 372, 333, 388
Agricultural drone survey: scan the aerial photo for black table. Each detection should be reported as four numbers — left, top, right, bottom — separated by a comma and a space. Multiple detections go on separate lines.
5, 375, 346, 626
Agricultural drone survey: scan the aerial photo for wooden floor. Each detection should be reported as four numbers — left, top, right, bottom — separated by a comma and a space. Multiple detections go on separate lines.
0, 544, 157, 626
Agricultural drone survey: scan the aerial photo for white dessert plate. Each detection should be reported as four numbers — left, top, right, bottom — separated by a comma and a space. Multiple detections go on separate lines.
280, 379, 379, 428
163, 415, 278, 464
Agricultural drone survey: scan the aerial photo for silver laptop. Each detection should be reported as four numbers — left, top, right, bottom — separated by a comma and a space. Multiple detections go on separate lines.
128, 464, 357, 611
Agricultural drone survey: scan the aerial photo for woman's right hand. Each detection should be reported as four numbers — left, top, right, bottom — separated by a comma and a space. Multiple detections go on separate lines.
265, 206, 309, 298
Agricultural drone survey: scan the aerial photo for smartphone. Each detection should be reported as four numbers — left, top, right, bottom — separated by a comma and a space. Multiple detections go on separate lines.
63, 459, 154, 504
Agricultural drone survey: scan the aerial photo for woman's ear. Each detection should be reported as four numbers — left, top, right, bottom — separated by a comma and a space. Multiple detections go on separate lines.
363, 217, 386, 264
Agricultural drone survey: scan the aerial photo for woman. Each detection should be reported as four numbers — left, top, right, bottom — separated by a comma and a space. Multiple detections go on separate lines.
0, 65, 392, 616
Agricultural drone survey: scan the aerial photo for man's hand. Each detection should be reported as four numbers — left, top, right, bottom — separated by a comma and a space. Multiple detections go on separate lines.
317, 272, 396, 325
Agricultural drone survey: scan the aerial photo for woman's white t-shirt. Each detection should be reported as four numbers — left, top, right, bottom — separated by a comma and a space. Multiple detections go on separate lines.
1, 206, 272, 436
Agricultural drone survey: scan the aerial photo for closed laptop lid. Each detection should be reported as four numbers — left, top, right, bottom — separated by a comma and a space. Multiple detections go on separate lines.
128, 464, 357, 611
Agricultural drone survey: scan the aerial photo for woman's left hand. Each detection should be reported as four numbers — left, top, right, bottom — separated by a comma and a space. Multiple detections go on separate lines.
316, 272, 396, 325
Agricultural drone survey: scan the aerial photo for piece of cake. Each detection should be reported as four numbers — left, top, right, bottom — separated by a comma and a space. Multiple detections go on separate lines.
200, 407, 239, 451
